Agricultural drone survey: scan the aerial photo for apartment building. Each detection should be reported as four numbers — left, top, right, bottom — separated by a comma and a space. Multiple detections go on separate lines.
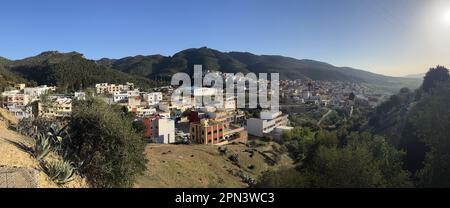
37, 96, 72, 118
246, 111, 290, 137
24, 85, 55, 100
190, 118, 247, 145
4, 93, 30, 107
7, 106, 33, 120
95, 82, 134, 94
143, 115, 175, 144
143, 92, 163, 106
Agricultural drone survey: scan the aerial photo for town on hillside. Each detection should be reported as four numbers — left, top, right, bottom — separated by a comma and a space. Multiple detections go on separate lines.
0, 79, 386, 145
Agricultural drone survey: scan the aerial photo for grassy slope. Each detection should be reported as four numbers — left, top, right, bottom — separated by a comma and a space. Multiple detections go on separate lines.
135, 141, 293, 188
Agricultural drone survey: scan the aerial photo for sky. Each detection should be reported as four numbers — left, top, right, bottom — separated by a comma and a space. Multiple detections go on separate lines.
1, 0, 450, 76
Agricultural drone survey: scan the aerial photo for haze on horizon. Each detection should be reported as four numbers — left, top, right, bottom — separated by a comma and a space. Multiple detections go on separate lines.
1, 0, 450, 77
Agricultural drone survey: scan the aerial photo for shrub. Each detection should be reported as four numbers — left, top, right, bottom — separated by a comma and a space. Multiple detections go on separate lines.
66, 98, 147, 187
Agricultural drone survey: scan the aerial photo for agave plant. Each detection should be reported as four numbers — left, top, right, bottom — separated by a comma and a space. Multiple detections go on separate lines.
47, 124, 68, 144
34, 132, 53, 161
46, 160, 76, 185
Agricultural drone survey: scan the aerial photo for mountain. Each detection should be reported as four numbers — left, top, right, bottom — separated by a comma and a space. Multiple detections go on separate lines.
99, 47, 421, 93
404, 73, 425, 79
0, 57, 28, 91
0, 47, 421, 93
2, 51, 158, 92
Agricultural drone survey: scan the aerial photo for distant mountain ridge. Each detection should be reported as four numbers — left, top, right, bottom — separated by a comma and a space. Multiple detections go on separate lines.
1, 47, 421, 93
98, 47, 421, 92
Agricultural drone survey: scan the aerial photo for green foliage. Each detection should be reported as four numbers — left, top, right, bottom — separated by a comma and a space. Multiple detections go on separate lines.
34, 132, 53, 161
253, 168, 308, 188
407, 83, 450, 187
66, 97, 147, 187
256, 130, 412, 188
97, 47, 420, 91
422, 66, 450, 93
44, 160, 76, 185
7, 51, 157, 92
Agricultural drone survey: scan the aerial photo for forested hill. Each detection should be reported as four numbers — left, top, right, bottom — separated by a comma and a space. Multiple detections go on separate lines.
366, 66, 450, 186
1, 48, 421, 93
1, 51, 158, 92
99, 47, 421, 92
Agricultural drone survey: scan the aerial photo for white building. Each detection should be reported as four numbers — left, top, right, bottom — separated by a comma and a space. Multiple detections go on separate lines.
7, 105, 33, 120
38, 96, 72, 118
148, 118, 175, 144
74, 92, 86, 100
24, 85, 55, 100
113, 92, 129, 103
95, 82, 134, 94
246, 111, 289, 137
143, 92, 163, 106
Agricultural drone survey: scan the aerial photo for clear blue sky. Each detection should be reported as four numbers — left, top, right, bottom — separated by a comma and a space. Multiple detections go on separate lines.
1, 0, 450, 76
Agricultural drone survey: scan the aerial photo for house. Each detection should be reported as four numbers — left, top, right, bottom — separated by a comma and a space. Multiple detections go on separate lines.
74, 91, 86, 100
14, 83, 26, 90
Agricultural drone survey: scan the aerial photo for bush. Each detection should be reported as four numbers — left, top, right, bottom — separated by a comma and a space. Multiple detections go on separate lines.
65, 98, 147, 187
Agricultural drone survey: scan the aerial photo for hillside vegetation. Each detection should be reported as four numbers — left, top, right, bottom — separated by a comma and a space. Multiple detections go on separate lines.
99, 47, 421, 92
1, 48, 420, 93
2, 52, 158, 92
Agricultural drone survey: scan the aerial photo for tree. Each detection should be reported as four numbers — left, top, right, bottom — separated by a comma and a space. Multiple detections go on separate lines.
408, 83, 450, 187
422, 66, 450, 93
255, 131, 412, 188
66, 97, 147, 187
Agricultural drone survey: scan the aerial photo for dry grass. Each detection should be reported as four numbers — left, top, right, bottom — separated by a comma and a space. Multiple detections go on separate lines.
134, 141, 293, 188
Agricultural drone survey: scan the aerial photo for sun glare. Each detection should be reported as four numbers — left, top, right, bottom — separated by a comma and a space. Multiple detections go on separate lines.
444, 10, 450, 24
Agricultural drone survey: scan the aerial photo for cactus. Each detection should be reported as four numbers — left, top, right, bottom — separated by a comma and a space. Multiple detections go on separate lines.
46, 160, 76, 185
34, 132, 53, 161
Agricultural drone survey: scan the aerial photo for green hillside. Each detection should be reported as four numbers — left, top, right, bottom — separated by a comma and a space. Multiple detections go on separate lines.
4, 52, 158, 92
100, 47, 421, 92
0, 48, 422, 93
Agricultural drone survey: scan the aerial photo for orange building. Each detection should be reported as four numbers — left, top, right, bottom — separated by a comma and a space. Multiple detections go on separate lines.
190, 119, 247, 145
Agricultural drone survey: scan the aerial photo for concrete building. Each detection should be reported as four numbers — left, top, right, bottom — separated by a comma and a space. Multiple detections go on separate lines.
246, 111, 289, 137
112, 92, 128, 103
144, 115, 175, 144
190, 118, 247, 145
14, 83, 26, 90
74, 91, 86, 100
128, 106, 157, 118
143, 92, 163, 106
37, 96, 72, 118
24, 85, 55, 100
6, 106, 33, 120
95, 82, 134, 94
4, 93, 30, 107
